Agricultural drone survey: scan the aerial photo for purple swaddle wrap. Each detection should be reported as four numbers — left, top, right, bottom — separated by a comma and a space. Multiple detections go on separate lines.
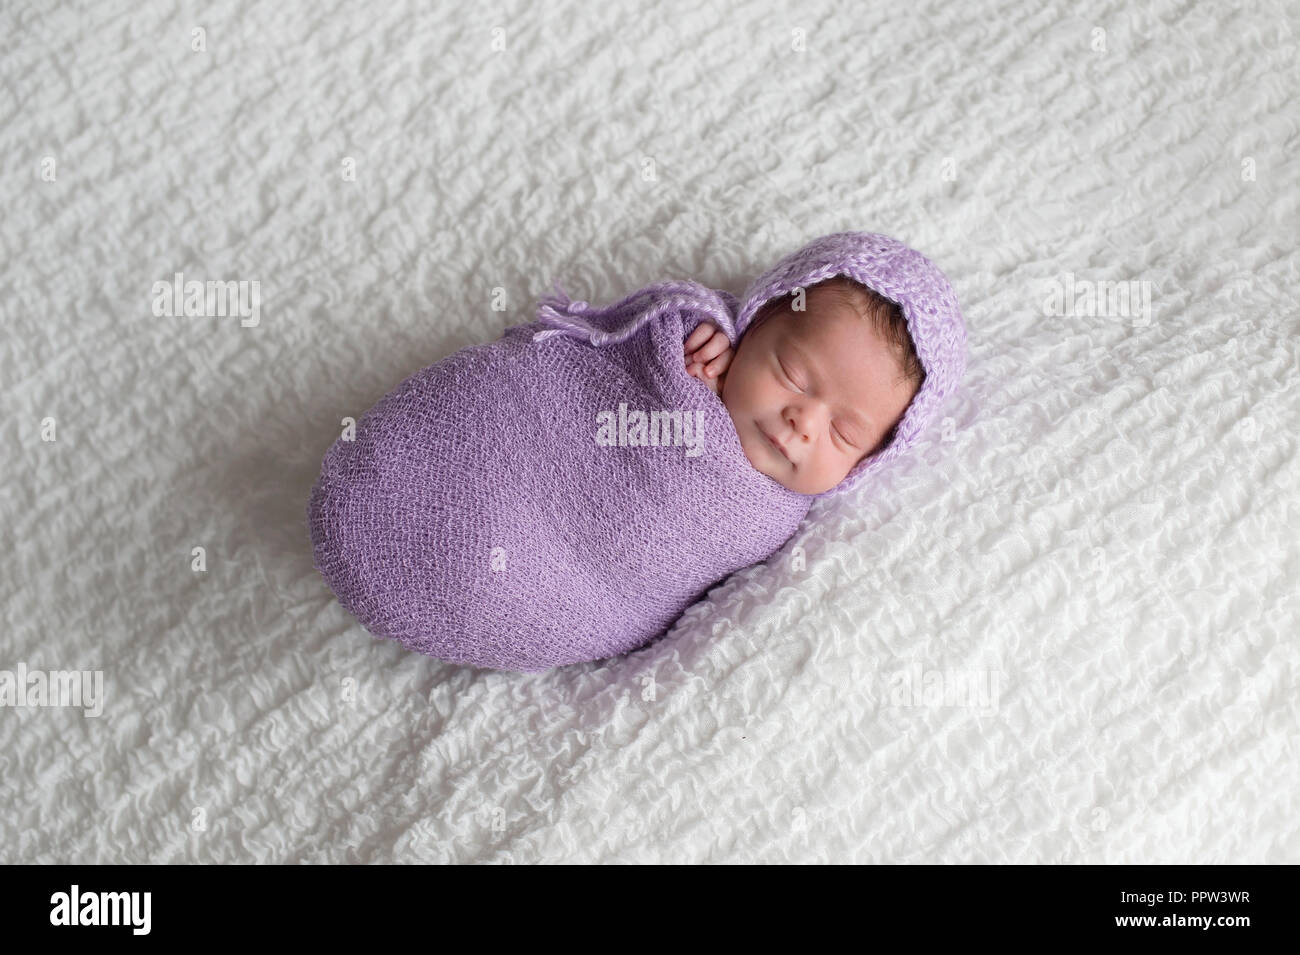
307, 231, 966, 672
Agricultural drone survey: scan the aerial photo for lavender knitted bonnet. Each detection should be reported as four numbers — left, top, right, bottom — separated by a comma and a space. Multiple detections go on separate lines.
731, 231, 967, 498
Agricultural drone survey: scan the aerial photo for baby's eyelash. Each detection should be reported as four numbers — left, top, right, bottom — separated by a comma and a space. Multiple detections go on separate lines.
777, 357, 802, 391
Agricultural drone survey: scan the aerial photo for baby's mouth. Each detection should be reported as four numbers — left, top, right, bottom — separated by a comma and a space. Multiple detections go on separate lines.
759, 426, 791, 463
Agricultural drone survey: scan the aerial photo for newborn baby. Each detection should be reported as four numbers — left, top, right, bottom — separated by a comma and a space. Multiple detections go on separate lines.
308, 231, 966, 672
683, 275, 925, 495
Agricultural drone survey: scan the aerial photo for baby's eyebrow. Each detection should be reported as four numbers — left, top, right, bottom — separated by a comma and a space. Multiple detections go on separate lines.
786, 340, 873, 431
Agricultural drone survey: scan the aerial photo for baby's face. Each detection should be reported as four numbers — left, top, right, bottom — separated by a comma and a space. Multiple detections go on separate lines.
720, 286, 917, 495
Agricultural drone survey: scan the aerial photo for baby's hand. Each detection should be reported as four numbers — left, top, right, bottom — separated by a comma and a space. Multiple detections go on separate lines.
683, 321, 733, 395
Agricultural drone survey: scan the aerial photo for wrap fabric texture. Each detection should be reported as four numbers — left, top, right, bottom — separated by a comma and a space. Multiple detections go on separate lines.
307, 231, 966, 671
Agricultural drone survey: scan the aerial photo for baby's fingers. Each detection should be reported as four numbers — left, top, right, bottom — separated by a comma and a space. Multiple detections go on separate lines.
690, 330, 731, 365
704, 348, 733, 378
683, 322, 715, 354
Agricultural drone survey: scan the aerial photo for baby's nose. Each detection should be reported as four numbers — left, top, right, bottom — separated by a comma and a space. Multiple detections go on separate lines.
786, 407, 811, 440
787, 404, 825, 441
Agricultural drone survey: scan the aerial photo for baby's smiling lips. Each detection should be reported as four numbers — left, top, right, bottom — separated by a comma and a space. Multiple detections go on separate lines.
760, 427, 790, 462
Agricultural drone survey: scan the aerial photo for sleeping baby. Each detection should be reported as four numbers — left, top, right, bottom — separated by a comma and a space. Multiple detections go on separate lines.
683, 274, 927, 495
307, 231, 966, 672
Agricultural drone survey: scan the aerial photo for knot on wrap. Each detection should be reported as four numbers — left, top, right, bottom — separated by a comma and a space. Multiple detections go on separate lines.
531, 279, 742, 348
306, 231, 965, 671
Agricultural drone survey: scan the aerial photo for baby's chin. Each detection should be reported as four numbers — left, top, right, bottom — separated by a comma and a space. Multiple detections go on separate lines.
737, 437, 785, 485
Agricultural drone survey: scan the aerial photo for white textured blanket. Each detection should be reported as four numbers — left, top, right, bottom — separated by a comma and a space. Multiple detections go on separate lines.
2, 0, 1296, 863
